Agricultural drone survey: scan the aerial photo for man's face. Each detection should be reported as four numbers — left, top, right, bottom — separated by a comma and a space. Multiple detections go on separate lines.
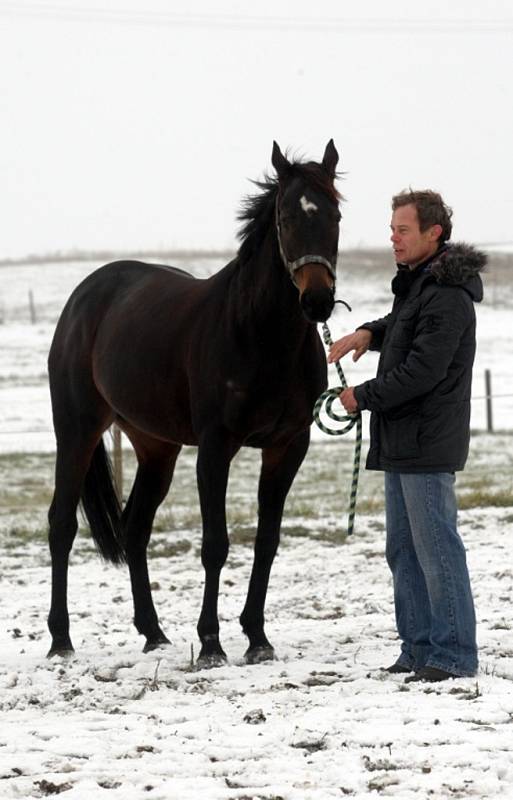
390, 204, 441, 267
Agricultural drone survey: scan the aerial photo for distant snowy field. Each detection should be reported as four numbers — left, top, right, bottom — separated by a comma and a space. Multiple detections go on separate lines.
0, 252, 512, 452
0, 254, 512, 799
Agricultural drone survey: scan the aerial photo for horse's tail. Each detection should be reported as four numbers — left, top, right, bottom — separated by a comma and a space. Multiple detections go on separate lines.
81, 438, 126, 564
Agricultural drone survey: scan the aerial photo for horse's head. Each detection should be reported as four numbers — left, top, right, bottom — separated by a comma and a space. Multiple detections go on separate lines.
272, 140, 341, 323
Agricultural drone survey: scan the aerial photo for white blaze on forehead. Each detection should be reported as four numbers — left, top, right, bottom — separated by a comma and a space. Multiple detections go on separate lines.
300, 195, 318, 215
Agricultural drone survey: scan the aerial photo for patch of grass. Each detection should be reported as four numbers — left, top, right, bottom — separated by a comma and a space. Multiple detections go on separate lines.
353, 497, 384, 514
0, 489, 53, 510
281, 525, 313, 539
458, 490, 513, 509
153, 509, 202, 532
226, 526, 258, 545
149, 538, 192, 558
227, 506, 257, 526
284, 523, 350, 544
3, 526, 47, 545
1, 434, 512, 547
458, 476, 492, 491
286, 500, 326, 519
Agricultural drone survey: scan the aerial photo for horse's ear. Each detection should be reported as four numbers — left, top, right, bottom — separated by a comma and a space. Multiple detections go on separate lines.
271, 141, 290, 179
322, 139, 339, 178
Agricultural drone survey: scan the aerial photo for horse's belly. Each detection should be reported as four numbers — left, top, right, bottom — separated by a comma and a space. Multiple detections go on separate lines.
222, 384, 312, 447
93, 355, 197, 445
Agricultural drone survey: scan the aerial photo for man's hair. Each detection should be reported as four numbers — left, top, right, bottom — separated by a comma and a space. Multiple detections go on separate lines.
392, 189, 453, 243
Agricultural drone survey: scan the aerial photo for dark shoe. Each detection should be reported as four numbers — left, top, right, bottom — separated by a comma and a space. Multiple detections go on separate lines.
404, 666, 458, 684
381, 662, 413, 674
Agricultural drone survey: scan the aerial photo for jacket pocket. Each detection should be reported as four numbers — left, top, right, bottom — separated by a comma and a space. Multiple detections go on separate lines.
381, 412, 420, 460
390, 310, 418, 347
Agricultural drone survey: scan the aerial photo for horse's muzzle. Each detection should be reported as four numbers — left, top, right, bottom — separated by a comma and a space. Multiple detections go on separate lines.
300, 287, 335, 323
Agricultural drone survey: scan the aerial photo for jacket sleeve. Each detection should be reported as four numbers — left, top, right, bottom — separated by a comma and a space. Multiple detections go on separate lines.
357, 314, 391, 352
354, 288, 472, 413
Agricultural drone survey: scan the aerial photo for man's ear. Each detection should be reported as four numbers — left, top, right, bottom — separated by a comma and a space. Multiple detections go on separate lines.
430, 224, 443, 242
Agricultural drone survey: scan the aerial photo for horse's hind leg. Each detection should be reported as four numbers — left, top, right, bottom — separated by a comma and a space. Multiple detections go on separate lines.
240, 430, 310, 664
122, 438, 181, 652
48, 433, 102, 656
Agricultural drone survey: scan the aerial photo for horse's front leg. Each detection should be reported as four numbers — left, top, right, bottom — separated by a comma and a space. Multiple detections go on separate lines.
240, 430, 310, 663
196, 427, 239, 667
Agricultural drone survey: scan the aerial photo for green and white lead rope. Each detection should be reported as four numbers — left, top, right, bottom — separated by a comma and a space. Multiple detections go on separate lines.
313, 322, 362, 536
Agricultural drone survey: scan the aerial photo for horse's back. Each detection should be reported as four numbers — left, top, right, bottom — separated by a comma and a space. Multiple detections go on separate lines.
51, 260, 196, 346
63, 260, 194, 310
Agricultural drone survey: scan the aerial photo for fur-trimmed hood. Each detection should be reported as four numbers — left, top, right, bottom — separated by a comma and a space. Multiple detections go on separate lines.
429, 243, 486, 301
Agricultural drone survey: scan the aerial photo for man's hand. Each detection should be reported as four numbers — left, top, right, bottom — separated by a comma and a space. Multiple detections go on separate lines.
339, 387, 359, 414
328, 329, 372, 363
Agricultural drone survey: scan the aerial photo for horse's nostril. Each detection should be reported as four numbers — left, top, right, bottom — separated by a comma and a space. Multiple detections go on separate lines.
301, 289, 335, 323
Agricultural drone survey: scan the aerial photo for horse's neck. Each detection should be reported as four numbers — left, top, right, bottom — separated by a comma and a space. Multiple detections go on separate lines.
231, 231, 309, 342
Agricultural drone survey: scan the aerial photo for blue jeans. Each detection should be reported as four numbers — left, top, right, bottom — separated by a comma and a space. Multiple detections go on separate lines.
385, 472, 478, 676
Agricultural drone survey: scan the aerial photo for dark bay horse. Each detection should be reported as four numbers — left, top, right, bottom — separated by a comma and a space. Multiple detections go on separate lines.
47, 140, 341, 665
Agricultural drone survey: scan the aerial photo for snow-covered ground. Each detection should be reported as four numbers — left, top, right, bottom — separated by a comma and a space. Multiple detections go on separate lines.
1, 499, 513, 799
0, 254, 512, 799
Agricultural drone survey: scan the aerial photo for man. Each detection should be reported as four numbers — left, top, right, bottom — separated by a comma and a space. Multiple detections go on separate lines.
329, 190, 485, 683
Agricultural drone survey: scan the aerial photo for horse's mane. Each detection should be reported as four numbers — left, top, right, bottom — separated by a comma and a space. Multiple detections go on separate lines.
236, 161, 342, 265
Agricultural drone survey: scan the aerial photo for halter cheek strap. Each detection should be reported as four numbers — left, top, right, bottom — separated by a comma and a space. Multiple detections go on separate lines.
275, 199, 338, 287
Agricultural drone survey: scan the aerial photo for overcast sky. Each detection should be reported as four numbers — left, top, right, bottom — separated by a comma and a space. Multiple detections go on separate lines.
1, 0, 512, 258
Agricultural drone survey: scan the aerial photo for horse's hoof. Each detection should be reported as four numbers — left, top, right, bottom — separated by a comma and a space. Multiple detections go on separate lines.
47, 644, 75, 659
245, 645, 275, 665
143, 635, 171, 653
195, 653, 227, 670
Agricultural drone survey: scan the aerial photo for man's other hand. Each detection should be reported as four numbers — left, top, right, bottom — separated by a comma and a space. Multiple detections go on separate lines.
339, 387, 359, 414
328, 329, 372, 363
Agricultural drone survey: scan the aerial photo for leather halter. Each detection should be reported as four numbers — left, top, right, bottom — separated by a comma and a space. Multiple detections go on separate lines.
275, 196, 338, 287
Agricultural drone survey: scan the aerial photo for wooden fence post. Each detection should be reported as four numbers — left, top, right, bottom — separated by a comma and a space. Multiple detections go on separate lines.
28, 290, 37, 324
485, 369, 493, 433
112, 424, 123, 503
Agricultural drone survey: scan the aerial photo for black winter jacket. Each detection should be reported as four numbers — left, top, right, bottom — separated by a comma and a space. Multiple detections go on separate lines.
353, 243, 486, 472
